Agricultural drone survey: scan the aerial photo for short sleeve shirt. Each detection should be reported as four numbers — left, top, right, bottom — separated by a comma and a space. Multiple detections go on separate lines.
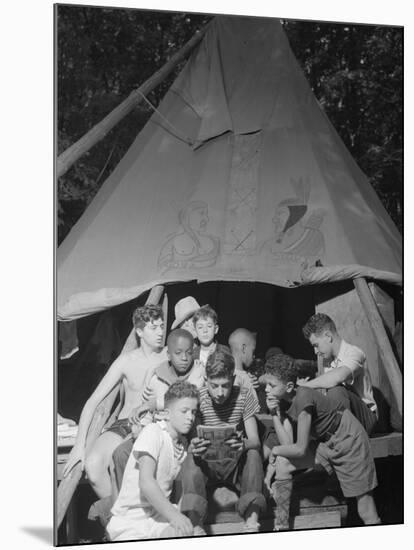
197, 385, 260, 432
111, 421, 186, 517
287, 387, 342, 441
325, 340, 377, 412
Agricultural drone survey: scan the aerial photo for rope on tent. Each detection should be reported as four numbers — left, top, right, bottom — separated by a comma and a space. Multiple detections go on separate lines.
135, 88, 196, 147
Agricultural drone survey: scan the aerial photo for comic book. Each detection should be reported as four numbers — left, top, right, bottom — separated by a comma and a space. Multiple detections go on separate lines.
196, 424, 240, 461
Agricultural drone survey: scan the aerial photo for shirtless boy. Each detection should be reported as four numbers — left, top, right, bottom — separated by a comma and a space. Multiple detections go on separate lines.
62, 304, 167, 500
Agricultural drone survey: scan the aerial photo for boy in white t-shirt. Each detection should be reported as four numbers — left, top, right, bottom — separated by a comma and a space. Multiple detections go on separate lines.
300, 313, 377, 434
112, 329, 205, 490
107, 381, 199, 541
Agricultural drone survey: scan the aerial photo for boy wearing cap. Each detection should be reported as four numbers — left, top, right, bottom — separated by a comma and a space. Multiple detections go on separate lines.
171, 296, 200, 338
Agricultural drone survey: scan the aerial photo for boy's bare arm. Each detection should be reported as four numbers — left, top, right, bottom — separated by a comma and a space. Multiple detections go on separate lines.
272, 414, 294, 446
298, 365, 352, 389
138, 455, 193, 536
266, 393, 294, 446
243, 416, 261, 450
270, 410, 312, 460
63, 356, 125, 476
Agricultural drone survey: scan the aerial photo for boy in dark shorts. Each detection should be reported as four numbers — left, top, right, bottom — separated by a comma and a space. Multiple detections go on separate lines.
262, 354, 380, 530
179, 350, 266, 533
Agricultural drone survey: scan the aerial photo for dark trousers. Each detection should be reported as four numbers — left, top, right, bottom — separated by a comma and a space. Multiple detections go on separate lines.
179, 449, 266, 522
326, 386, 377, 435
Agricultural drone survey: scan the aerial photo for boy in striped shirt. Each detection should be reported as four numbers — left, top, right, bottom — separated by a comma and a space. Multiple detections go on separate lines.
179, 350, 266, 533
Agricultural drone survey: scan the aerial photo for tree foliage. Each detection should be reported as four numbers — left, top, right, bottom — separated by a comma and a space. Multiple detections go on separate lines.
57, 7, 402, 244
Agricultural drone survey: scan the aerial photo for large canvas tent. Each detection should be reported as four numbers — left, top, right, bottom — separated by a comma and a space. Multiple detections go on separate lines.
57, 15, 402, 534
57, 16, 401, 322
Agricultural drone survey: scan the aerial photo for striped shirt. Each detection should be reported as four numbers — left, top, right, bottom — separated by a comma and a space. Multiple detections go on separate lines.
197, 385, 260, 431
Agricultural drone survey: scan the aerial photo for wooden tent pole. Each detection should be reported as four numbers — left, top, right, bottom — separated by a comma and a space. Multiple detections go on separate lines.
57, 26, 208, 179
57, 285, 165, 530
353, 277, 402, 416
161, 291, 169, 347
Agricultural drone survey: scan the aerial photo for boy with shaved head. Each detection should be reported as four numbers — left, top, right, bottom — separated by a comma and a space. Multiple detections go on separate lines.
228, 328, 256, 373
229, 328, 266, 409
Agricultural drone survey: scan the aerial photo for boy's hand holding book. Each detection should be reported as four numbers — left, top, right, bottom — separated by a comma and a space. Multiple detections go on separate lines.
189, 436, 211, 457
225, 431, 245, 451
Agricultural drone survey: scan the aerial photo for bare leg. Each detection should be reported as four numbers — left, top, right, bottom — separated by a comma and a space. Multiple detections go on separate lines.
356, 492, 381, 525
272, 456, 297, 531
85, 431, 124, 498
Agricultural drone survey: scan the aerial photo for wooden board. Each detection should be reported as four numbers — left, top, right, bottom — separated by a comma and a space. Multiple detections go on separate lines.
293, 511, 341, 530
370, 432, 402, 458
206, 512, 341, 534
206, 522, 244, 535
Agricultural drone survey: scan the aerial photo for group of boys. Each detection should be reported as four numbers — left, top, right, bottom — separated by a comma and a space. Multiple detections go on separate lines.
63, 297, 381, 541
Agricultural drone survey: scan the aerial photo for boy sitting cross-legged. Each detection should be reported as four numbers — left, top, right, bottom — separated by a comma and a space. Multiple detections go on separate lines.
179, 350, 266, 533
106, 381, 199, 541
262, 353, 381, 531
112, 329, 205, 492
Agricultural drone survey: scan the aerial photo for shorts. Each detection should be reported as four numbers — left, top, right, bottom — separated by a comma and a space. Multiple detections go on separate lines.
107, 507, 175, 541
315, 409, 378, 498
264, 411, 378, 497
105, 418, 132, 439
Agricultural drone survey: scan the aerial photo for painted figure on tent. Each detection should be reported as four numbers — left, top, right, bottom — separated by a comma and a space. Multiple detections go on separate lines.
260, 176, 326, 266
158, 201, 220, 273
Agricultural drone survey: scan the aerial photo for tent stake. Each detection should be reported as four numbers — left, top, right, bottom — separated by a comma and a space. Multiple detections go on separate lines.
57, 26, 208, 179
353, 277, 402, 416
56, 285, 165, 531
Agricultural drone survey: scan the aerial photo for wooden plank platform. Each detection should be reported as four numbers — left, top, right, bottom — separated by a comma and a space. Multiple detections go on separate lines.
293, 511, 341, 530
370, 432, 402, 458
206, 512, 341, 534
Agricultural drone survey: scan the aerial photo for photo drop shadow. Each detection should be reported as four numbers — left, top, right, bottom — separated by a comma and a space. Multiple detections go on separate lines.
20, 526, 53, 545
